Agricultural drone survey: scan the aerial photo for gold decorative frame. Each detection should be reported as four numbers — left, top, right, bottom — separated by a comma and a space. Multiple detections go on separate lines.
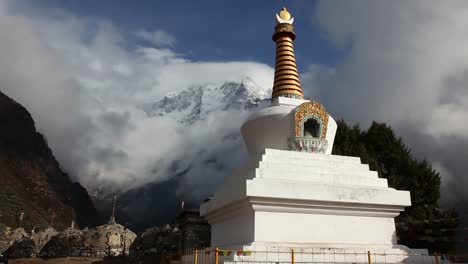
294, 101, 329, 139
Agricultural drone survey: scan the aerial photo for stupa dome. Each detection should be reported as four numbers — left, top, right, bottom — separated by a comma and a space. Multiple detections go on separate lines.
241, 97, 337, 155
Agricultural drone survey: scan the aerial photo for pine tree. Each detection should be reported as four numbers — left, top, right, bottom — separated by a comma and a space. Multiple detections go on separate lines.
333, 120, 459, 253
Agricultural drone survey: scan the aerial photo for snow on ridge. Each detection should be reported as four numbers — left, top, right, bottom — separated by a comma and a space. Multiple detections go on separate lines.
142, 76, 272, 124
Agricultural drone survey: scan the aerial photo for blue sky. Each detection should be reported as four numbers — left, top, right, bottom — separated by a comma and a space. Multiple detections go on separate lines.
9, 0, 344, 70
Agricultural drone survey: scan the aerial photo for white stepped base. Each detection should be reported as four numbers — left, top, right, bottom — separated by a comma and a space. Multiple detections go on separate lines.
259, 162, 377, 177
201, 148, 413, 251
257, 168, 387, 187
264, 149, 362, 163
260, 158, 371, 172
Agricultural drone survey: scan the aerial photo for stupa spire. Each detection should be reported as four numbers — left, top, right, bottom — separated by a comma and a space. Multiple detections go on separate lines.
272, 7, 304, 100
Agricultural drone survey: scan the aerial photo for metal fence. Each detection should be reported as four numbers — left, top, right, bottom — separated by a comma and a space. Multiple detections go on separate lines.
159, 247, 468, 264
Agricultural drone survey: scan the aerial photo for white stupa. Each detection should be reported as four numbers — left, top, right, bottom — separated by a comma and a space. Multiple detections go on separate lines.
200, 7, 429, 263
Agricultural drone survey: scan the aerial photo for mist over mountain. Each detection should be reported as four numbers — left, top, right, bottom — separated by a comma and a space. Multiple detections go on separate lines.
94, 79, 271, 230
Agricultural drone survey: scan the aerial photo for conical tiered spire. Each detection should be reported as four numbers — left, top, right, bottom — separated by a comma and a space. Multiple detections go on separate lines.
272, 7, 304, 100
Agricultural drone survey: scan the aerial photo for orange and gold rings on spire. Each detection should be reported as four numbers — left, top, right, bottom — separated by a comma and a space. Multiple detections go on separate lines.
271, 8, 303, 99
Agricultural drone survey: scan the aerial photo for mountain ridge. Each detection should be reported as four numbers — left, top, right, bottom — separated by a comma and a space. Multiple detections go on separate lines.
142, 77, 271, 123
0, 90, 98, 230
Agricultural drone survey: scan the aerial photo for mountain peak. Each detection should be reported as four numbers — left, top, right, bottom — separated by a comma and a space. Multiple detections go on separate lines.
142, 78, 271, 124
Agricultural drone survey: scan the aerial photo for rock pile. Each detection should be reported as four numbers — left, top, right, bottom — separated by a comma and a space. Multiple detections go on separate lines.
1, 223, 136, 259
39, 227, 85, 257
32, 227, 59, 252
0, 227, 29, 253
4, 227, 58, 258
4, 237, 36, 258
40, 223, 136, 257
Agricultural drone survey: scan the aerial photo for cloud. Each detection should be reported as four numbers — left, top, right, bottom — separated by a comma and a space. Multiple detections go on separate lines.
0, 1, 273, 199
137, 29, 177, 47
303, 0, 468, 207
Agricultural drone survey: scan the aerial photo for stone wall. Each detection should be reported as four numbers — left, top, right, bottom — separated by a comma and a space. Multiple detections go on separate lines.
1, 211, 209, 260
1, 223, 136, 259
130, 209, 211, 259
176, 210, 211, 250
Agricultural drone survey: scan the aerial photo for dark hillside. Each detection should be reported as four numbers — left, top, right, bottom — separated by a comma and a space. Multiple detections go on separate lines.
0, 90, 97, 230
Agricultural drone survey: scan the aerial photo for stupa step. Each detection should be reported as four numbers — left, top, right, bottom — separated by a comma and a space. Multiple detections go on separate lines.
264, 149, 362, 164
256, 168, 387, 187
257, 164, 379, 178
259, 158, 370, 171
246, 178, 410, 208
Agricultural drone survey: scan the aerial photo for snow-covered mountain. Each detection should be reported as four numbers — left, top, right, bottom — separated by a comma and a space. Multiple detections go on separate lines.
142, 76, 270, 124
93, 77, 272, 230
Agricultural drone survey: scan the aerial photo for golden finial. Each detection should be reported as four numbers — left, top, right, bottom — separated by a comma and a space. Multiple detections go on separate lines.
279, 7, 292, 20
272, 6, 303, 99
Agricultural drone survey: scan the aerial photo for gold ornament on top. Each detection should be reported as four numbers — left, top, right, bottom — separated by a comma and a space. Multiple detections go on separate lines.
295, 101, 329, 139
279, 7, 291, 20
275, 7, 294, 24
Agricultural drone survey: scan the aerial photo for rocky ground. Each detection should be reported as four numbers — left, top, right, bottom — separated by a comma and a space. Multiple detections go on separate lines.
10, 257, 100, 263
9, 256, 145, 263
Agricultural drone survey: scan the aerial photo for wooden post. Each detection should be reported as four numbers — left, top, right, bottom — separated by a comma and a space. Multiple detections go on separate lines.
215, 248, 219, 264
123, 225, 127, 256
19, 212, 24, 228
367, 251, 372, 264
291, 249, 295, 264
51, 210, 55, 227
161, 253, 165, 264
435, 253, 439, 264
194, 249, 198, 264
110, 194, 117, 224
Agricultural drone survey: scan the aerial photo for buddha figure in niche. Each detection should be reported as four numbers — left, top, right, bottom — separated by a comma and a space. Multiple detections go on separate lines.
303, 117, 320, 138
